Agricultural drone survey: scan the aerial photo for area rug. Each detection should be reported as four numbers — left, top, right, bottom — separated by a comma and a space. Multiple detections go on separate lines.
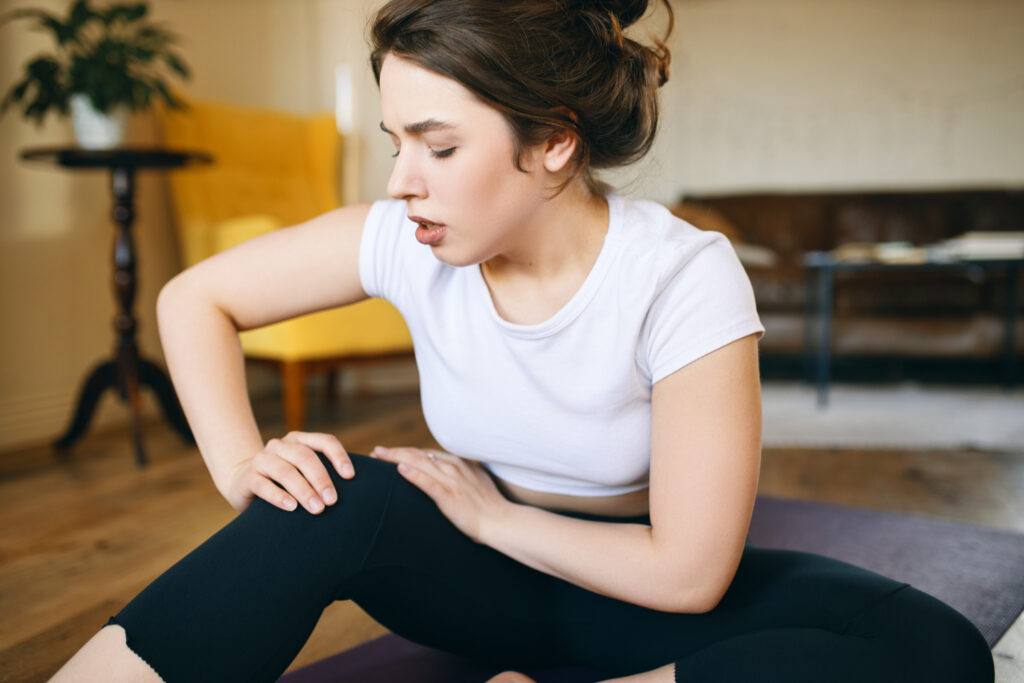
761, 382, 1024, 451
278, 495, 1024, 682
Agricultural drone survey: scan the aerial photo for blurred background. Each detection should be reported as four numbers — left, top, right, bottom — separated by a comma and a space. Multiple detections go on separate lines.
2, 0, 1022, 450
2, 0, 1023, 450
1, 1, 1022, 680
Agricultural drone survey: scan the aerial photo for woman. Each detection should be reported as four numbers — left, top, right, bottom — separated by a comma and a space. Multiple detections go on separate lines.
52, 1, 993, 681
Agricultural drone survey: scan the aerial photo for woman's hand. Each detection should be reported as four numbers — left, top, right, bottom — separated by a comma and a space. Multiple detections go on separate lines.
369, 446, 510, 543
223, 432, 355, 513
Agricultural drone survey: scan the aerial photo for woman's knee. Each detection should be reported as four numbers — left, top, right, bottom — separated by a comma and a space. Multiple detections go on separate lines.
121, 452, 401, 613
852, 585, 994, 682
228, 452, 400, 566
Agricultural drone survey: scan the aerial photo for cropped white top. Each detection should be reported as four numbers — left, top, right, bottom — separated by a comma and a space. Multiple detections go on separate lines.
359, 195, 764, 497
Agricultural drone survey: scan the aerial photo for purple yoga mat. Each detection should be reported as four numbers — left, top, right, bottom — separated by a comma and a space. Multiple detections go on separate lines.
745, 495, 1024, 647
280, 495, 1024, 682
279, 634, 601, 683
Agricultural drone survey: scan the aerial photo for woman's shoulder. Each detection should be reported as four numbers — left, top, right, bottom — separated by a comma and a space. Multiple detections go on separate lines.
611, 195, 735, 280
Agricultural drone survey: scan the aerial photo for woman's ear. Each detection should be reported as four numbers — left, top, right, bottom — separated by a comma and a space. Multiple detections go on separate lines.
542, 128, 578, 174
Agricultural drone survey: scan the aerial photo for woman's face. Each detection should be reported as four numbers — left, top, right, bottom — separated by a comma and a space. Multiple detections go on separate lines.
379, 53, 550, 267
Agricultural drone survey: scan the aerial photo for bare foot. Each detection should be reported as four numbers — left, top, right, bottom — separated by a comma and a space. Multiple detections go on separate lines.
486, 672, 537, 683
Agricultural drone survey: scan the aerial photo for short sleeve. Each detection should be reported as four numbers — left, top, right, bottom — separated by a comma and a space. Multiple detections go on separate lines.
359, 200, 411, 304
642, 234, 764, 384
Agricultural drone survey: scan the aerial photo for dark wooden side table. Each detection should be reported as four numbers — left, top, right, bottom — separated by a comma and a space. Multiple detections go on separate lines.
20, 146, 213, 466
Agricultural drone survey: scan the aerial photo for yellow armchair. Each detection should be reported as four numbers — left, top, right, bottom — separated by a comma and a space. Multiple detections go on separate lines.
157, 96, 413, 432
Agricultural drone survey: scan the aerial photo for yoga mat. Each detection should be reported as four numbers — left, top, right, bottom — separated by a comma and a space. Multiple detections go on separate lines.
746, 495, 1024, 648
280, 496, 1024, 682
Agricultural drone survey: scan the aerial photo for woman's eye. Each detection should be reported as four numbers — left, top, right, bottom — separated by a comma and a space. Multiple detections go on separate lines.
430, 147, 456, 159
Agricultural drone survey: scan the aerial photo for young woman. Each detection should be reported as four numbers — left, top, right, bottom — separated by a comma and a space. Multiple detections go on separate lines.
52, 1, 993, 681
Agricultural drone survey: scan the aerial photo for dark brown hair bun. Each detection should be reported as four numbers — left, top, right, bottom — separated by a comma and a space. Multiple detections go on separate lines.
591, 0, 652, 28
370, 0, 674, 195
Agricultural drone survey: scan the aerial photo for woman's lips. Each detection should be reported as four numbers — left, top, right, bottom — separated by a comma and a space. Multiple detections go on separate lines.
416, 224, 447, 245
409, 215, 448, 246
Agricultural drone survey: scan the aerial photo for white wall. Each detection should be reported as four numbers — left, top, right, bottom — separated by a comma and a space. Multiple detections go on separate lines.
612, 0, 1024, 201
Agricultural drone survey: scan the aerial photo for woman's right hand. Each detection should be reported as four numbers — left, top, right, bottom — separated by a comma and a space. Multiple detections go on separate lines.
222, 432, 356, 513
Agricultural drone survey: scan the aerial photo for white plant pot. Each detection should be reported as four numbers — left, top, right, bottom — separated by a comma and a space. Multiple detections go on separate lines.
69, 93, 129, 149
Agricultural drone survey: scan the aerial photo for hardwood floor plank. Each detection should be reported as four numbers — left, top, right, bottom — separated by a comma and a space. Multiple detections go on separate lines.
757, 447, 1024, 532
0, 599, 124, 683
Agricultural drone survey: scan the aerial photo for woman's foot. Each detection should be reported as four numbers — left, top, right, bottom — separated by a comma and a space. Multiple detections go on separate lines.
486, 672, 537, 683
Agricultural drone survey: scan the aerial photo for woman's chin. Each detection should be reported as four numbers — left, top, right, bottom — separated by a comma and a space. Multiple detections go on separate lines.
425, 243, 483, 268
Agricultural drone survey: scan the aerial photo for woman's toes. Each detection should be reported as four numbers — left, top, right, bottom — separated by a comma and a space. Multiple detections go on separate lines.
486, 672, 537, 683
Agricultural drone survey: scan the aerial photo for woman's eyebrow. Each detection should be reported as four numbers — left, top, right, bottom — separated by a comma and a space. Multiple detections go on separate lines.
379, 119, 457, 135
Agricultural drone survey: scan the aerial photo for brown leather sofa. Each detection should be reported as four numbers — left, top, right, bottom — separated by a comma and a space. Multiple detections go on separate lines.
670, 190, 1024, 364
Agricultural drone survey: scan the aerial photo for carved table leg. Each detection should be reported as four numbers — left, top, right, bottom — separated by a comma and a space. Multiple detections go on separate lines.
108, 165, 149, 466
53, 162, 195, 467
53, 361, 118, 452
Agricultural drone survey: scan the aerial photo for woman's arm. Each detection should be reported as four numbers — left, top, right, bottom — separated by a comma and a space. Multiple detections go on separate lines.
157, 204, 372, 511
377, 333, 761, 613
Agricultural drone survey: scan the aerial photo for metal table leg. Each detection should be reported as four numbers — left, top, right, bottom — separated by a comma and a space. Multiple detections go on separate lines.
816, 265, 834, 408
1004, 263, 1020, 388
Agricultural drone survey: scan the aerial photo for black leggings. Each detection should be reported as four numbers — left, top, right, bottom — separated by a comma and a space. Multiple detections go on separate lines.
107, 454, 994, 682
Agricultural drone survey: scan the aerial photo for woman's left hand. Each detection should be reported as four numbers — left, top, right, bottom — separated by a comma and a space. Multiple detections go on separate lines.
369, 446, 511, 543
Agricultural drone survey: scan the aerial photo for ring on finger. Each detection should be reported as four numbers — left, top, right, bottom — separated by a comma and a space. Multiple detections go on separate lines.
427, 451, 437, 462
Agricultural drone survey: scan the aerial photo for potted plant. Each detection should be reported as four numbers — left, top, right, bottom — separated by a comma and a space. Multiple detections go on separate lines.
0, 0, 191, 149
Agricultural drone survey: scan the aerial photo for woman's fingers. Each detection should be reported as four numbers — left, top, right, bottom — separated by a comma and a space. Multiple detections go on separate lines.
370, 446, 499, 543
371, 445, 437, 466
256, 447, 325, 513
250, 433, 354, 514
285, 431, 355, 480
247, 470, 301, 512
277, 438, 341, 506
371, 446, 455, 490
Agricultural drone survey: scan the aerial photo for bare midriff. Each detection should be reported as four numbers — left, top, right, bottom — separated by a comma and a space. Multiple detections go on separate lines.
494, 477, 650, 518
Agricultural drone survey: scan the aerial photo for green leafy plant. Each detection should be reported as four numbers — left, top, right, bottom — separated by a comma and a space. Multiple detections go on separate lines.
0, 0, 190, 125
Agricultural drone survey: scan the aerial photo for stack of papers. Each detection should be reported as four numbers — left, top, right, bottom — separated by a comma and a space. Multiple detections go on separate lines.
829, 233, 1024, 264
831, 241, 928, 264
931, 232, 1024, 261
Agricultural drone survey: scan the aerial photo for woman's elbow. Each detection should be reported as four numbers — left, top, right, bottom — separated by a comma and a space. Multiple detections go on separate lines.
658, 565, 737, 614
156, 274, 189, 325
691, 585, 728, 614
156, 270, 212, 332
662, 587, 724, 615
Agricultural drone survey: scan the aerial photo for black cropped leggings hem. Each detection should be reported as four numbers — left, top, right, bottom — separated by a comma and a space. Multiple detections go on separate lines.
106, 453, 994, 683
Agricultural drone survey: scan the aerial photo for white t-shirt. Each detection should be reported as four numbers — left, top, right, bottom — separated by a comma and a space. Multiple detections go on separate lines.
359, 195, 764, 497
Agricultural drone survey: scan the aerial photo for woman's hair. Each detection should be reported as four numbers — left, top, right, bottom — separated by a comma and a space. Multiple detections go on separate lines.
369, 0, 674, 195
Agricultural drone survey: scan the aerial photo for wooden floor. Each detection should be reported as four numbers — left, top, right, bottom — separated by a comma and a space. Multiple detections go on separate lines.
2, 386, 1023, 682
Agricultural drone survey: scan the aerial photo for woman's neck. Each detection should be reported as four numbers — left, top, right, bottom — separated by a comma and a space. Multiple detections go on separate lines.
482, 185, 608, 282
480, 185, 610, 325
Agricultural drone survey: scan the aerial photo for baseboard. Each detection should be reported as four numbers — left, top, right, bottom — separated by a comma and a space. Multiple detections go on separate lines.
0, 364, 420, 454
0, 388, 157, 452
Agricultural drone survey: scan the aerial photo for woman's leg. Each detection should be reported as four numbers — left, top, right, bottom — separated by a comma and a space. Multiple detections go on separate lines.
53, 453, 402, 683
324, 471, 994, 682
52, 451, 580, 683
547, 545, 994, 683
50, 624, 164, 683
51, 454, 995, 683
669, 575, 993, 682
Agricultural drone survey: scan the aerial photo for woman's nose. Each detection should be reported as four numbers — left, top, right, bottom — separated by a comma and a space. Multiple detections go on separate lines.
386, 152, 427, 200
